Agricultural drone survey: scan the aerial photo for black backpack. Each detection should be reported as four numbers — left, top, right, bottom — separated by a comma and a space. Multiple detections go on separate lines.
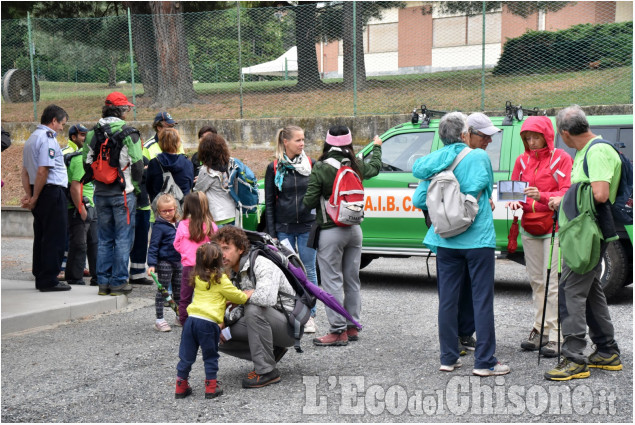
583, 139, 633, 225
82, 124, 139, 191
244, 230, 316, 352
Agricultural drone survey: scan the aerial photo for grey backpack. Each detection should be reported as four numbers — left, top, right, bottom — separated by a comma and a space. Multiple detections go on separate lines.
151, 161, 184, 215
426, 147, 482, 238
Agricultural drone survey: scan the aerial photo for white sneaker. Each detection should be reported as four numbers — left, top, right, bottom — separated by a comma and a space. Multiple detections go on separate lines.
304, 317, 317, 333
473, 362, 510, 376
439, 359, 462, 372
154, 319, 171, 332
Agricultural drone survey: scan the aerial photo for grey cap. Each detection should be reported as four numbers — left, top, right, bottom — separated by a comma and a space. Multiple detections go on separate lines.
467, 113, 501, 136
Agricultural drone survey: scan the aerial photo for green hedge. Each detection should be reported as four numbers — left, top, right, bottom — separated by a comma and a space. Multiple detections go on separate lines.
493, 21, 633, 75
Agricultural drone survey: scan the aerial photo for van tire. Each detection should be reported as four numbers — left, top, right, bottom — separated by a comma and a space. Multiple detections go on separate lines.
360, 254, 374, 270
600, 241, 628, 302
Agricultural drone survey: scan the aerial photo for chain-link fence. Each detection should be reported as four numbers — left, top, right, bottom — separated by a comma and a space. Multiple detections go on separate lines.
1, 1, 632, 123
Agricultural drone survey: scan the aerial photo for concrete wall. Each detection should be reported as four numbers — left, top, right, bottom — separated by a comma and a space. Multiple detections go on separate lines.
3, 104, 631, 155
2, 206, 33, 237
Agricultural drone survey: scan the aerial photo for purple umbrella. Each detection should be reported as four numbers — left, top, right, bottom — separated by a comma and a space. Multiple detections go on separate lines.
288, 262, 362, 330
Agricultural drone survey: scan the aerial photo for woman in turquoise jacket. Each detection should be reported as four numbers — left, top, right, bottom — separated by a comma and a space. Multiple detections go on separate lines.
412, 112, 509, 377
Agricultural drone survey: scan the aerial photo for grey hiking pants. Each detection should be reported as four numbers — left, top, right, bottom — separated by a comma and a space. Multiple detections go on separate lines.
559, 243, 620, 364
317, 225, 363, 333
219, 304, 294, 375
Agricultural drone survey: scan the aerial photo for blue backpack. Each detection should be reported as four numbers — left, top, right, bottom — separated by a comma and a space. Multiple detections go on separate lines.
583, 139, 633, 225
227, 157, 259, 214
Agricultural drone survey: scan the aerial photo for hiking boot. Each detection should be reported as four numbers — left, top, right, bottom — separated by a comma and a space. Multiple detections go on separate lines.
242, 369, 281, 389
313, 331, 348, 347
110, 283, 133, 296
544, 358, 590, 381
304, 317, 317, 333
473, 362, 511, 377
98, 285, 110, 296
521, 329, 548, 351
346, 327, 359, 341
273, 346, 288, 363
175, 378, 192, 399
539, 341, 559, 358
459, 335, 476, 351
155, 319, 171, 332
205, 379, 223, 399
588, 349, 623, 371
440, 359, 462, 372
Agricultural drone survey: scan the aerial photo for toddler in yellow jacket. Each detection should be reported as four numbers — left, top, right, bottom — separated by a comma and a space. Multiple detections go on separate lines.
175, 242, 253, 399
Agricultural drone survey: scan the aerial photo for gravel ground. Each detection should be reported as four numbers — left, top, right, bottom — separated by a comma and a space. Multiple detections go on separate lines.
1, 236, 632, 423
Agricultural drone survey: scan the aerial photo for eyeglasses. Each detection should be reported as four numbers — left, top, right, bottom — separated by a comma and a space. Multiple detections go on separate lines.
160, 208, 175, 214
472, 130, 491, 139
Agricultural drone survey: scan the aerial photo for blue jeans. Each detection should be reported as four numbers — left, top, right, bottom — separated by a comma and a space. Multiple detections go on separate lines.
95, 193, 136, 288
436, 247, 497, 369
278, 231, 318, 316
177, 317, 221, 380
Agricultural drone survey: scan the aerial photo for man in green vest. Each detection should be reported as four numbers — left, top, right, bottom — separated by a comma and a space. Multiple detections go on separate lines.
544, 105, 622, 381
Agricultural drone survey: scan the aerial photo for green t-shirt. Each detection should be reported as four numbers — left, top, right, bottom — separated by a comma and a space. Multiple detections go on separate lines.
571, 136, 622, 204
67, 154, 94, 209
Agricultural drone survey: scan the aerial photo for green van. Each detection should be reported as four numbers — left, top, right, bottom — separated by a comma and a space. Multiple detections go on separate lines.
247, 106, 633, 301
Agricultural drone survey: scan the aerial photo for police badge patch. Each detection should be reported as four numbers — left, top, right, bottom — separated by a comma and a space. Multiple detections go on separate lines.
49, 148, 55, 159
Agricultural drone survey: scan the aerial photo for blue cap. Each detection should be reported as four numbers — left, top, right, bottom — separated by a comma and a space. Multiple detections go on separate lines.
153, 112, 177, 125
68, 124, 88, 138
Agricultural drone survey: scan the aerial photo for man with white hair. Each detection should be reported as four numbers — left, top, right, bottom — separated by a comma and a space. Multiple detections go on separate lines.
412, 112, 509, 377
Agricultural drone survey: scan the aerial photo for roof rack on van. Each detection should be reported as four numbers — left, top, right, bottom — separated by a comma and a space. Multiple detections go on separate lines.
502, 101, 544, 125
411, 105, 448, 128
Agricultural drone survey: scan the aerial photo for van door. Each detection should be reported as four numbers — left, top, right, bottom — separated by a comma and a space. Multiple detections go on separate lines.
361, 129, 436, 250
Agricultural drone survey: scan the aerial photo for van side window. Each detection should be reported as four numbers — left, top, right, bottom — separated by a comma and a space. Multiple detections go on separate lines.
556, 126, 633, 162
373, 132, 435, 172
487, 131, 503, 172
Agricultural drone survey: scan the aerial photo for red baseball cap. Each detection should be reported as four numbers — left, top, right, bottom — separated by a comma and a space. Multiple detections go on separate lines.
105, 91, 135, 107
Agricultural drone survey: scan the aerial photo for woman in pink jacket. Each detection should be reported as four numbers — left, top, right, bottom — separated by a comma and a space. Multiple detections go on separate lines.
173, 192, 218, 326
506, 116, 572, 357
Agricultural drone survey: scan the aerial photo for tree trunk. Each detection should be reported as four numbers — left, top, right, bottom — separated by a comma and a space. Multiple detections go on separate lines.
125, 1, 158, 98
295, 3, 323, 90
343, 2, 366, 91
148, 1, 197, 107
108, 53, 117, 88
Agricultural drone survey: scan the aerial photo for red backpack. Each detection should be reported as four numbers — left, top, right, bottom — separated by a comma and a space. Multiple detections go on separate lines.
320, 157, 365, 226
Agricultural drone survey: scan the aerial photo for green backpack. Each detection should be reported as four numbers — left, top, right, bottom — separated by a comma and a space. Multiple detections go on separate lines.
558, 182, 603, 275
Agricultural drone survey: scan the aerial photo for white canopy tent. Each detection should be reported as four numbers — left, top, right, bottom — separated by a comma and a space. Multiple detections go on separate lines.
241, 46, 298, 77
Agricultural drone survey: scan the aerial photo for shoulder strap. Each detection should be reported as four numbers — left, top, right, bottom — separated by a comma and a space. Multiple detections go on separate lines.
323, 157, 342, 169
583, 139, 615, 178
447, 147, 472, 172
64, 151, 82, 168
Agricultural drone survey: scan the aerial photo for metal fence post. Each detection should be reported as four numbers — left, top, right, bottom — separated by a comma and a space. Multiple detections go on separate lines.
353, 0, 357, 116
127, 8, 137, 121
481, 1, 486, 111
237, 1, 244, 119
27, 12, 37, 121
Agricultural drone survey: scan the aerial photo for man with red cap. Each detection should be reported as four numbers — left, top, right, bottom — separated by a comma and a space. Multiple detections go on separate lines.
82, 92, 143, 296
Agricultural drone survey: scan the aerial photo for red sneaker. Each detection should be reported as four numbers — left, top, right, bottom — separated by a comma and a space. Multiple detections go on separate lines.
313, 331, 348, 346
205, 379, 223, 399
175, 378, 192, 399
346, 327, 359, 341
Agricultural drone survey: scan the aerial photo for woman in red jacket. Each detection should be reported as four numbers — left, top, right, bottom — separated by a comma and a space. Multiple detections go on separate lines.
506, 115, 572, 357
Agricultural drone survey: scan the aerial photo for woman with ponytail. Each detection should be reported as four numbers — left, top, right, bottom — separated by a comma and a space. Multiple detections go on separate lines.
264, 125, 318, 333
303, 125, 382, 346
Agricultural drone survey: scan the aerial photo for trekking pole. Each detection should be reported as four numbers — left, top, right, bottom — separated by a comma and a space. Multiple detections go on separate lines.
538, 211, 558, 365
557, 233, 562, 362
